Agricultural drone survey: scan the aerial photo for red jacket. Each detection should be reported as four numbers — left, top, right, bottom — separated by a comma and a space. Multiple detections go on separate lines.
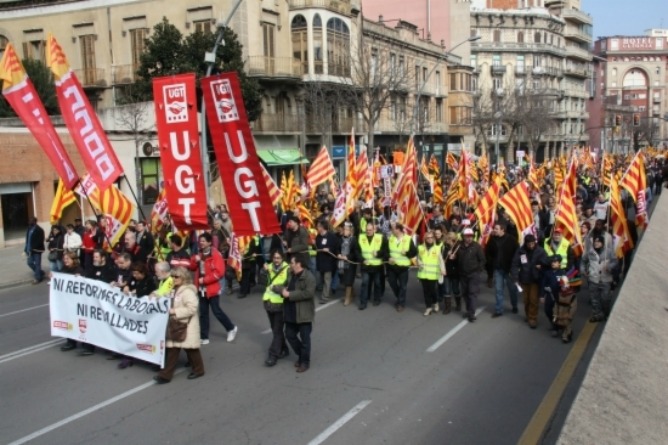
190, 249, 225, 298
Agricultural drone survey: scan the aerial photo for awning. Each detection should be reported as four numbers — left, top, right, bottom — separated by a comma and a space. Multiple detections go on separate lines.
257, 148, 309, 166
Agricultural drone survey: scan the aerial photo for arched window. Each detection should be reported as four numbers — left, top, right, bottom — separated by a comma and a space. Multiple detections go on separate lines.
313, 14, 323, 74
327, 18, 350, 77
517, 31, 524, 44
623, 69, 647, 87
292, 15, 308, 75
0, 35, 8, 60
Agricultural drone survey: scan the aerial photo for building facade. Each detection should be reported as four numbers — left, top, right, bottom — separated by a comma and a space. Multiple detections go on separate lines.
0, 0, 474, 245
587, 31, 668, 153
469, 0, 591, 162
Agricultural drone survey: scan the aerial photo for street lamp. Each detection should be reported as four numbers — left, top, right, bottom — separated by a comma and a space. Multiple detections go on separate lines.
200, 0, 245, 203
494, 111, 502, 167
411, 35, 481, 140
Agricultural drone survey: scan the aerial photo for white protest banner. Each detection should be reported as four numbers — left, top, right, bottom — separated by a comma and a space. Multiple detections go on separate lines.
50, 273, 170, 366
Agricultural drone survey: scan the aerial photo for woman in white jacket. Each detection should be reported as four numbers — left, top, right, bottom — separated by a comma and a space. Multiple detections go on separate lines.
154, 267, 205, 384
63, 224, 83, 255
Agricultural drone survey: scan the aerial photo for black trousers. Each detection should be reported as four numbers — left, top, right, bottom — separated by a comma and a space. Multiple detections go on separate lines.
266, 309, 288, 359
285, 321, 312, 366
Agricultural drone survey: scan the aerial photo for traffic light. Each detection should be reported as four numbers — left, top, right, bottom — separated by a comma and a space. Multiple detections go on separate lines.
633, 113, 640, 126
615, 114, 622, 127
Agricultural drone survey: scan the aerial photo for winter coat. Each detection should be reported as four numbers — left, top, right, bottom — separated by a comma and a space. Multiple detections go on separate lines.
511, 244, 548, 284
582, 244, 617, 284
47, 231, 65, 260
456, 241, 485, 277
284, 269, 316, 324
166, 284, 201, 349
315, 231, 341, 273
189, 249, 225, 298
487, 233, 518, 273
25, 224, 45, 255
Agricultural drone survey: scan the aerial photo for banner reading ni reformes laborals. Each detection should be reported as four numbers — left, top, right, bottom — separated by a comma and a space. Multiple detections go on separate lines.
50, 273, 170, 366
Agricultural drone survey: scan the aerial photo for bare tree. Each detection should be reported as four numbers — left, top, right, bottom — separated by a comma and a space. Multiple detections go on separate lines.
515, 86, 559, 160
302, 81, 351, 148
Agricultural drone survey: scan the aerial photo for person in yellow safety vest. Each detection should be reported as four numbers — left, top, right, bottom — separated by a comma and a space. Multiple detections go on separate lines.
417, 231, 443, 316
150, 261, 174, 298
543, 228, 575, 271
386, 223, 417, 312
262, 250, 291, 367
357, 220, 388, 310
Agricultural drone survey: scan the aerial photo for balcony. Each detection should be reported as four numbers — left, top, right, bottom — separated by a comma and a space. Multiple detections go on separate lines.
563, 66, 591, 78
306, 116, 363, 134
74, 68, 106, 88
112, 64, 136, 85
473, 41, 565, 57
491, 65, 507, 76
561, 8, 593, 25
564, 45, 592, 62
288, 0, 351, 16
654, 95, 662, 104
247, 56, 304, 79
515, 66, 528, 76
253, 113, 300, 133
563, 88, 590, 99
564, 26, 593, 44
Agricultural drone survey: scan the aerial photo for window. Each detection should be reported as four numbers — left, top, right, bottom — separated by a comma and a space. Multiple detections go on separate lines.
22, 39, 45, 63
517, 31, 524, 44
140, 158, 162, 205
370, 48, 378, 81
493, 77, 502, 90
390, 52, 396, 76
492, 54, 501, 66
327, 18, 350, 77
129, 28, 148, 74
435, 99, 443, 122
313, 14, 323, 74
534, 32, 541, 43
0, 35, 7, 60
449, 73, 457, 91
79, 34, 97, 85
194, 20, 212, 34
263, 23, 275, 58
493, 29, 501, 43
516, 55, 525, 72
435, 71, 441, 95
533, 55, 542, 68
398, 56, 405, 77
470, 54, 477, 70
415, 65, 420, 88
292, 15, 308, 74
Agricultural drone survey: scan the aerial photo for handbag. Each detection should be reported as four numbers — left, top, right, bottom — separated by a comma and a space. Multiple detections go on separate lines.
167, 316, 189, 342
48, 251, 58, 262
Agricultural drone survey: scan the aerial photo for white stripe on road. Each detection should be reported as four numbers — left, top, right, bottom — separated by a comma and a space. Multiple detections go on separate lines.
0, 303, 49, 318
0, 339, 62, 365
6, 369, 185, 445
426, 306, 487, 353
307, 400, 372, 445
261, 298, 340, 334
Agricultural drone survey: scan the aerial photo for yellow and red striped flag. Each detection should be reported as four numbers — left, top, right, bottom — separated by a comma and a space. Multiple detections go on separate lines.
554, 186, 583, 257
444, 179, 460, 220
347, 131, 358, 196
475, 177, 501, 248
446, 152, 458, 172
50, 178, 77, 224
610, 178, 634, 258
620, 151, 648, 228
498, 181, 533, 237
396, 179, 424, 235
306, 146, 336, 189
260, 164, 282, 208
356, 149, 374, 205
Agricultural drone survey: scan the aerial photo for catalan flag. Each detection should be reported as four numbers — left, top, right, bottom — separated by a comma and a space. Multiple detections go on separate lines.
260, 164, 282, 208
444, 179, 460, 220
610, 178, 634, 258
446, 152, 458, 172
554, 185, 583, 257
355, 149, 374, 206
227, 233, 243, 281
620, 151, 648, 228
347, 131, 358, 196
150, 188, 168, 234
498, 181, 533, 237
50, 178, 78, 224
306, 146, 336, 189
475, 177, 501, 247
396, 179, 424, 235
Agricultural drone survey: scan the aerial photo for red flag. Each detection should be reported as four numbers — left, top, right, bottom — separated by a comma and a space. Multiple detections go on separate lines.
47, 34, 123, 190
153, 74, 209, 230
0, 43, 79, 190
201, 73, 281, 235
150, 188, 169, 233
307, 146, 336, 189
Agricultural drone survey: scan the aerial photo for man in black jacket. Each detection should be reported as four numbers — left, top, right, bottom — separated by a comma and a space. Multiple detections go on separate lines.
510, 234, 547, 329
24, 217, 45, 284
455, 228, 485, 322
314, 220, 340, 304
487, 222, 519, 317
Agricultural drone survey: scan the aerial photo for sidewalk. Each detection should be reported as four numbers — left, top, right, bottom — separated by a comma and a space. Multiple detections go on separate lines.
0, 244, 50, 290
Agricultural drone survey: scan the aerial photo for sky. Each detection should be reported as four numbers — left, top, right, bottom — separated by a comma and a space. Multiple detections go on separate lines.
584, 0, 667, 39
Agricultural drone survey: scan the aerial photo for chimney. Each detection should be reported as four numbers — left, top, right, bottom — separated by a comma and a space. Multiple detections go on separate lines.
379, 14, 384, 23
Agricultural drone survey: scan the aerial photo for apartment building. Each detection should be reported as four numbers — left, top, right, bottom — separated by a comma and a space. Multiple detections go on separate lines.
469, 0, 592, 162
588, 31, 668, 153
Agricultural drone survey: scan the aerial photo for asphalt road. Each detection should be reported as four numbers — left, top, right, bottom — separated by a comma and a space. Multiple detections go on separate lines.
0, 274, 600, 445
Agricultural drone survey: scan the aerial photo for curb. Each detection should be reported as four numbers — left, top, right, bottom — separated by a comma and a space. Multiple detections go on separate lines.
0, 279, 35, 291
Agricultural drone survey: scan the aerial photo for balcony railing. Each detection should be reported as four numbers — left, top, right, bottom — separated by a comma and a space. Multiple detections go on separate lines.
253, 113, 300, 133
112, 64, 136, 85
564, 45, 592, 61
532, 66, 564, 77
247, 56, 304, 78
563, 66, 591, 78
491, 65, 507, 75
561, 8, 593, 25
74, 68, 106, 88
305, 116, 363, 134
288, 0, 351, 16
564, 27, 593, 44
473, 41, 565, 57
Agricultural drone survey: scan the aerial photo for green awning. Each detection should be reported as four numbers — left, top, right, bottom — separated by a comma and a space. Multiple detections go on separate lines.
257, 148, 309, 166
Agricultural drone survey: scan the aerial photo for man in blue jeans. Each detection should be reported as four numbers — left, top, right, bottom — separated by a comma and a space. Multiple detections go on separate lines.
487, 222, 519, 317
25, 217, 45, 284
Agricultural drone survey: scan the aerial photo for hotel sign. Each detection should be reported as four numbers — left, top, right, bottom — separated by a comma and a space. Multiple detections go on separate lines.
610, 37, 662, 51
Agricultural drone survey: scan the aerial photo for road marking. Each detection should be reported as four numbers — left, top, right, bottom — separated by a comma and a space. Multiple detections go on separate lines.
261, 299, 340, 334
517, 321, 597, 445
6, 369, 185, 445
307, 400, 372, 445
0, 339, 62, 365
426, 306, 486, 353
0, 303, 49, 318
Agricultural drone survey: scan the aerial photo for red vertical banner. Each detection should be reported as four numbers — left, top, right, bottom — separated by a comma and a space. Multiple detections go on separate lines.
201, 73, 281, 235
47, 34, 123, 190
152, 74, 209, 230
0, 43, 79, 190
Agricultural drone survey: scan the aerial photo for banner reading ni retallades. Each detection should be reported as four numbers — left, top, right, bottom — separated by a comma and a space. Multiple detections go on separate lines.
201, 73, 281, 236
47, 35, 123, 191
153, 73, 209, 230
50, 273, 170, 366
0, 43, 79, 190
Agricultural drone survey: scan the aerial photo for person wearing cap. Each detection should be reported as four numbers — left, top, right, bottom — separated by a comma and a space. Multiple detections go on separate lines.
453, 227, 485, 322
582, 234, 617, 323
511, 234, 548, 328
543, 228, 574, 271
386, 223, 417, 312
487, 222, 520, 317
